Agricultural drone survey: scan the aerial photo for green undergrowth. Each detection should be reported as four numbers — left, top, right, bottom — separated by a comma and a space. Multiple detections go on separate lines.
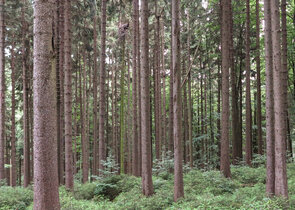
1, 164, 295, 210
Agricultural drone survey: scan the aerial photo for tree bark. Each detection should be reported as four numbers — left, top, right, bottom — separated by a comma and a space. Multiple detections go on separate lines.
10, 42, 16, 187
271, 0, 288, 198
220, 0, 231, 178
256, 0, 263, 155
172, 0, 184, 201
33, 0, 60, 208
141, 0, 153, 196
92, 0, 98, 176
99, 0, 107, 174
64, 0, 74, 190
22, 0, 30, 187
132, 0, 140, 177
245, 0, 252, 166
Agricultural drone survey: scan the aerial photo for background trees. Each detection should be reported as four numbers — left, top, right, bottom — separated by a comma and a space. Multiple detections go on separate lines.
0, 0, 293, 206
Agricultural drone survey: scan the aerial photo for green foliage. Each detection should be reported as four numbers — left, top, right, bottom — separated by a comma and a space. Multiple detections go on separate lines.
0, 186, 33, 210
1, 164, 294, 209
73, 182, 97, 200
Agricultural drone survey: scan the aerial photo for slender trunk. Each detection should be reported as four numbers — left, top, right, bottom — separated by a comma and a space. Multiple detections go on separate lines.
99, 0, 107, 174
220, 0, 231, 178
141, 0, 153, 196
132, 0, 140, 177
82, 50, 89, 183
256, 0, 263, 155
64, 0, 74, 190
10, 42, 16, 187
92, 0, 98, 176
22, 0, 30, 187
161, 18, 167, 153
33, 0, 60, 208
172, 0, 184, 201
58, 0, 65, 185
187, 12, 193, 168
245, 0, 252, 166
271, 0, 288, 198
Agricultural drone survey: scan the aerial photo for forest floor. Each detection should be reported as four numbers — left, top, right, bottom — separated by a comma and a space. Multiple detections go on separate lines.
1, 162, 294, 209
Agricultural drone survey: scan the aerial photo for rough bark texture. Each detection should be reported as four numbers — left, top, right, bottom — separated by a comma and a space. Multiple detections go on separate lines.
187, 12, 193, 168
33, 0, 60, 208
172, 0, 184, 201
92, 0, 98, 176
99, 0, 107, 174
256, 0, 263, 155
281, 0, 289, 157
10, 42, 16, 187
58, 0, 65, 185
141, 0, 153, 196
132, 0, 140, 177
220, 0, 231, 178
0, 0, 4, 182
271, 0, 288, 198
21, 0, 31, 187
245, 0, 252, 166
64, 0, 74, 190
82, 51, 89, 183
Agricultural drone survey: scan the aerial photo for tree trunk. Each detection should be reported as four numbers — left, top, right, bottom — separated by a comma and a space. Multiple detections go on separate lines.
172, 0, 184, 201
132, 0, 140, 177
220, 0, 231, 178
64, 0, 74, 190
10, 42, 16, 187
58, 0, 65, 185
22, 0, 30, 187
271, 0, 288, 198
99, 0, 107, 174
141, 0, 153, 196
33, 0, 60, 208
82, 50, 89, 183
256, 0, 263, 155
92, 0, 98, 176
245, 0, 252, 166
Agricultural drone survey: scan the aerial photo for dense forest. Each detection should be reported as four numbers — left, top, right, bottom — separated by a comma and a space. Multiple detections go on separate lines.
0, 0, 295, 209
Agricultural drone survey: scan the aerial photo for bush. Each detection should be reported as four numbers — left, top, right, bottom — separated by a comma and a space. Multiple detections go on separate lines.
0, 186, 33, 210
73, 182, 97, 200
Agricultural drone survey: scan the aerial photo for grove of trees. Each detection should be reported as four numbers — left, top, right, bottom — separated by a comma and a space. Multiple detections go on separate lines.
0, 0, 294, 209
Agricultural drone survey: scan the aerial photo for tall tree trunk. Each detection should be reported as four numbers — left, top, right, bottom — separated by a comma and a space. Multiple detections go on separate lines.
187, 11, 193, 168
229, 0, 240, 164
132, 0, 140, 177
161, 18, 167, 153
58, 0, 65, 185
245, 0, 252, 166
10, 42, 16, 187
0, 0, 5, 182
256, 0, 263, 155
22, 0, 30, 187
281, 0, 289, 157
172, 0, 184, 201
33, 0, 60, 208
82, 50, 89, 183
92, 0, 98, 176
64, 0, 74, 190
220, 0, 231, 178
141, 0, 153, 196
271, 0, 288, 198
99, 0, 107, 174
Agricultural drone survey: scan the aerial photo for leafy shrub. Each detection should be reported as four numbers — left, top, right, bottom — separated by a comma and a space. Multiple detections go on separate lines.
73, 182, 97, 200
0, 186, 33, 210
231, 166, 266, 185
